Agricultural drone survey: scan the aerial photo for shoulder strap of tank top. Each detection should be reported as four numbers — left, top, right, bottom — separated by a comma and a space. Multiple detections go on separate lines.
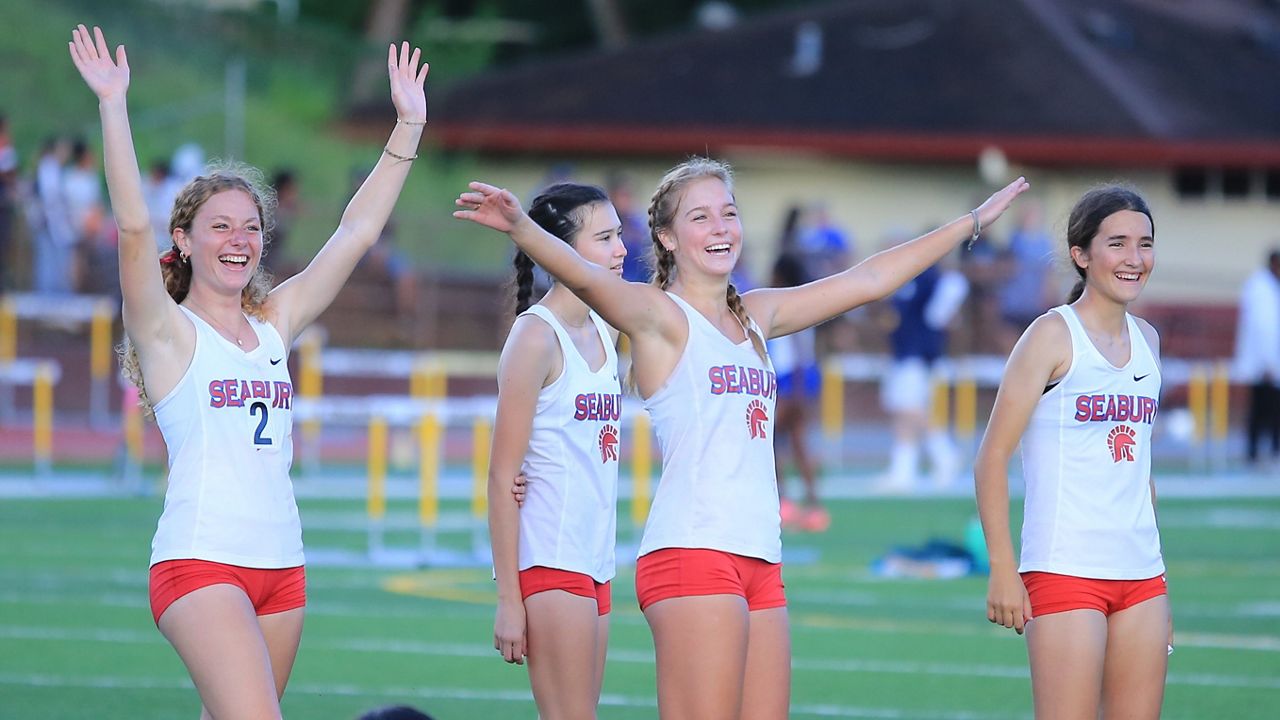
1050, 304, 1086, 358
587, 311, 617, 366
519, 304, 579, 368
1125, 313, 1158, 370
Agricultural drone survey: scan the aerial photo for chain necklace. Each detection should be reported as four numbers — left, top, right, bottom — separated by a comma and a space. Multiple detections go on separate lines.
186, 299, 248, 347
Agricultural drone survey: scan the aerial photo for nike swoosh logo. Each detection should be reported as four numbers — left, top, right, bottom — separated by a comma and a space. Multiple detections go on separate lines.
1133, 373, 1149, 382
270, 358, 283, 365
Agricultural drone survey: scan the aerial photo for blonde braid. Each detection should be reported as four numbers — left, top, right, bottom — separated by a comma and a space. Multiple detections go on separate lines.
725, 282, 768, 363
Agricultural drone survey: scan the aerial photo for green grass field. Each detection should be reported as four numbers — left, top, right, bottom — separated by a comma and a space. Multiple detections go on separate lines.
2, 494, 1277, 719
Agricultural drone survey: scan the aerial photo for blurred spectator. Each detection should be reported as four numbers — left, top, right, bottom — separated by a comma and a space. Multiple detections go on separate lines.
957, 213, 1004, 354
357, 706, 434, 720
607, 170, 651, 283
768, 251, 828, 531
795, 201, 858, 351
0, 115, 17, 290
171, 141, 205, 183
1234, 248, 1280, 468
878, 247, 969, 492
795, 201, 853, 279
32, 136, 75, 294
63, 138, 107, 292
143, 158, 182, 252
995, 200, 1056, 352
351, 166, 418, 337
267, 168, 299, 270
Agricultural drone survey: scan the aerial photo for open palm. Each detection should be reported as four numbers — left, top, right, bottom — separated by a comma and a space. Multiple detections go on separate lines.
68, 25, 129, 101
454, 182, 525, 234
388, 42, 428, 124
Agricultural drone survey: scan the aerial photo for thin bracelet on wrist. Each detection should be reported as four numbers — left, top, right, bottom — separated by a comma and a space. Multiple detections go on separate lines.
383, 146, 418, 162
968, 209, 982, 249
396, 118, 427, 126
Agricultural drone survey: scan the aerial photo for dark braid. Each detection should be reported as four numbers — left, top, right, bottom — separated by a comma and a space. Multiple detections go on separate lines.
512, 250, 537, 315
512, 182, 610, 315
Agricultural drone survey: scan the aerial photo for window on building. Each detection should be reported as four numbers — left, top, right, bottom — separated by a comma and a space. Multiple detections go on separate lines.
1221, 167, 1251, 198
1173, 166, 1209, 198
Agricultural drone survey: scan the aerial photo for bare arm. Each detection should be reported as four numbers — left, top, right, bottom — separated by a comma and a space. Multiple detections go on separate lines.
69, 26, 179, 351
453, 183, 683, 346
973, 313, 1070, 634
270, 43, 429, 343
488, 315, 557, 665
745, 177, 1029, 339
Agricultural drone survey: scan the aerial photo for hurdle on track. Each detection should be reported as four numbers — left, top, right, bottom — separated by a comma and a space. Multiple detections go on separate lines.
294, 394, 656, 567
0, 293, 116, 428
820, 352, 1230, 470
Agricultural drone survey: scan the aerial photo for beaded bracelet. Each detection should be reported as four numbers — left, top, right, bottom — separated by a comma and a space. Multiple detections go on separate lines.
384, 146, 418, 162
397, 118, 427, 126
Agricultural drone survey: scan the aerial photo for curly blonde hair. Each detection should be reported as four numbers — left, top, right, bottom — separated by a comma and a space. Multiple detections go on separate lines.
119, 162, 277, 418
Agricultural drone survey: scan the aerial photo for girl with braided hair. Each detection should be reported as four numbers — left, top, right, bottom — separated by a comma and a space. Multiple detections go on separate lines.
487, 183, 627, 718
457, 158, 1027, 719
70, 24, 429, 718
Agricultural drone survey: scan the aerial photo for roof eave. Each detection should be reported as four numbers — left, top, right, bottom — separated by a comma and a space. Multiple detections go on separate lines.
429, 123, 1280, 167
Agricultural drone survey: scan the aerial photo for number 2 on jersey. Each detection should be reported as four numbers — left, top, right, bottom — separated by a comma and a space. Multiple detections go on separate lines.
250, 401, 271, 446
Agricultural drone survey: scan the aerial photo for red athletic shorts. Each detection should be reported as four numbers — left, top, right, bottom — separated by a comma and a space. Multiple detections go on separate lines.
519, 566, 611, 616
1021, 571, 1167, 618
149, 559, 307, 625
635, 548, 786, 612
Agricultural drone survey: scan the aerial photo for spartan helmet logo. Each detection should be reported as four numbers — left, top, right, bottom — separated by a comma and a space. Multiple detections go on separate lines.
746, 399, 769, 440
598, 424, 619, 463
1107, 424, 1137, 463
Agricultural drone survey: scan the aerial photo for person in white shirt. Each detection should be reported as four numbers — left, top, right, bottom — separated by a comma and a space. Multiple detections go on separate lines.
70, 25, 430, 718
457, 158, 1027, 720
1234, 249, 1280, 467
487, 182, 626, 719
975, 185, 1170, 720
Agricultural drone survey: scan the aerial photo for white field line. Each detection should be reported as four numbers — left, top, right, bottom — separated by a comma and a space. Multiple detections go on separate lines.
4, 626, 1279, 690
0, 671, 1040, 719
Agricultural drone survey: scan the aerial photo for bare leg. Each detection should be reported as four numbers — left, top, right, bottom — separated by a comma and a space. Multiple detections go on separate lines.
257, 607, 305, 698
645, 595, 750, 720
1101, 595, 1169, 719
157, 584, 283, 720
740, 607, 791, 720
1025, 609, 1108, 720
525, 590, 606, 720
593, 612, 610, 705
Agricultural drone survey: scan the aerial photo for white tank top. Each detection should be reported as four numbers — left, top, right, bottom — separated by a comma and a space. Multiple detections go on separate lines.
517, 305, 620, 582
1018, 305, 1164, 579
150, 306, 302, 568
639, 293, 781, 563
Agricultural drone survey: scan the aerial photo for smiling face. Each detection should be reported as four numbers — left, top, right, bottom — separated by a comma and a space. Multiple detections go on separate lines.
175, 188, 264, 295
570, 201, 627, 276
1072, 209, 1155, 304
659, 176, 742, 281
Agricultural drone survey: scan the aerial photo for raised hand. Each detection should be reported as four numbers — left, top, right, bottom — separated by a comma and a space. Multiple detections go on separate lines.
453, 182, 527, 234
974, 176, 1031, 230
388, 42, 428, 124
68, 25, 129, 101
